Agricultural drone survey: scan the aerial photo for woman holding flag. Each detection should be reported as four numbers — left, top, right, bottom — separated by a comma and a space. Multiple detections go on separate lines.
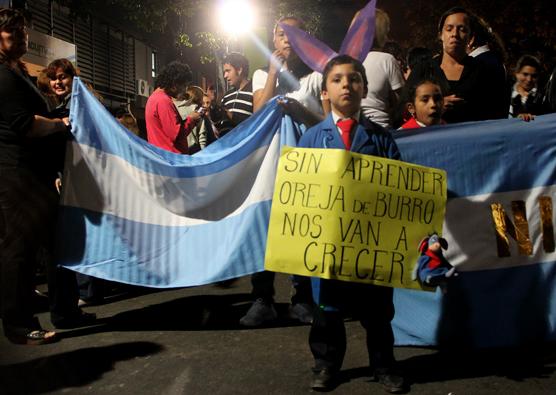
0, 8, 68, 345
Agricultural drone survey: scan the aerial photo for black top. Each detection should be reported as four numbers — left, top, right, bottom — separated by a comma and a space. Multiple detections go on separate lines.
474, 51, 508, 120
215, 81, 254, 136
509, 86, 545, 117
0, 63, 49, 168
221, 80, 253, 125
411, 56, 506, 124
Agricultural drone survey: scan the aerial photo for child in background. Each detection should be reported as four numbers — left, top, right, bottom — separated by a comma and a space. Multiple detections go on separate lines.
400, 79, 445, 129
298, 54, 406, 393
509, 55, 544, 121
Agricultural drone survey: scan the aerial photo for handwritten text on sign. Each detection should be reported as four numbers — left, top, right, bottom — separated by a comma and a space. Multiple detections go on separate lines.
264, 147, 447, 290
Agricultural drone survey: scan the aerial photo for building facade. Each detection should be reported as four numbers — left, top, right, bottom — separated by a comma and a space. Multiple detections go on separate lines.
8, 0, 160, 130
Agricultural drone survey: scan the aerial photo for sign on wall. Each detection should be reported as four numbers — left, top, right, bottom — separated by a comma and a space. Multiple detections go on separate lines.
23, 29, 76, 68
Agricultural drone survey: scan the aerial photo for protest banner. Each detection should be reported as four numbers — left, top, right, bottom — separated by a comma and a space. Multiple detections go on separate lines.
265, 146, 447, 290
62, 79, 556, 346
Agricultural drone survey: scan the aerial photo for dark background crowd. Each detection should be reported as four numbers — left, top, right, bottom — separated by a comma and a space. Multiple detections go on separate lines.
2, 2, 556, 392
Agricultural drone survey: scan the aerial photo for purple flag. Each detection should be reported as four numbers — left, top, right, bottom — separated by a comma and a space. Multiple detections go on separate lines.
278, 0, 376, 73
339, 0, 376, 61
279, 22, 337, 74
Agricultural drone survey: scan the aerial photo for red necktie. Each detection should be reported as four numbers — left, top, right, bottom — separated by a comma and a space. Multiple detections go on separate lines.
337, 118, 356, 150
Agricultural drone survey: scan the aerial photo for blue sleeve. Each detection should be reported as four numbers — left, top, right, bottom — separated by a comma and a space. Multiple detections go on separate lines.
298, 127, 316, 148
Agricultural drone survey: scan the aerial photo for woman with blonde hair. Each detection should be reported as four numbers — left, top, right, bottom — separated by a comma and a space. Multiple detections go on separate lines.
360, 8, 405, 128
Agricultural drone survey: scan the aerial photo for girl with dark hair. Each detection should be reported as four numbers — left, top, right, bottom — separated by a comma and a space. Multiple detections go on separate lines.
509, 55, 544, 121
45, 58, 77, 116
399, 79, 445, 129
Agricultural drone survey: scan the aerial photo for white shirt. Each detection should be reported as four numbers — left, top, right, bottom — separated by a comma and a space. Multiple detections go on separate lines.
469, 45, 490, 58
509, 83, 538, 118
361, 51, 404, 128
252, 69, 324, 115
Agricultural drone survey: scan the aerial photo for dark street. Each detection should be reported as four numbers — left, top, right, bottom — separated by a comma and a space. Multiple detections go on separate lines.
1, 274, 555, 394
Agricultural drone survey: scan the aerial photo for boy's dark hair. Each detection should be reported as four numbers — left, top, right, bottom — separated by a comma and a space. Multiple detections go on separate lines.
154, 61, 192, 90
515, 55, 541, 73
222, 52, 249, 76
321, 55, 368, 93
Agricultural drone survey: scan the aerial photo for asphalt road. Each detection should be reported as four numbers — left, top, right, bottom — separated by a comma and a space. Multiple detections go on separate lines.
1, 274, 555, 394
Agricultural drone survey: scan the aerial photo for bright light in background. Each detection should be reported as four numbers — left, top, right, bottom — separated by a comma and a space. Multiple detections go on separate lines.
218, 0, 256, 36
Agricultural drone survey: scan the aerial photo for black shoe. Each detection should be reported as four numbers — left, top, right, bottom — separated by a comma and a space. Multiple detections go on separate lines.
374, 368, 406, 393
288, 302, 314, 324
239, 299, 277, 327
311, 368, 337, 391
53, 312, 97, 329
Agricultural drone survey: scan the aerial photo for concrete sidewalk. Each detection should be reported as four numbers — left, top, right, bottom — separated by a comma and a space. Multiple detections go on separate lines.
1, 274, 555, 394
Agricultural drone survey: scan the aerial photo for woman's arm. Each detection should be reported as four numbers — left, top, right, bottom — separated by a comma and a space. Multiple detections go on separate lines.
28, 115, 69, 138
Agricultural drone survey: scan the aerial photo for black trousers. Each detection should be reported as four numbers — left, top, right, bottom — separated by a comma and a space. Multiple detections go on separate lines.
251, 271, 313, 305
77, 273, 104, 302
0, 167, 80, 334
0, 167, 56, 333
309, 279, 395, 372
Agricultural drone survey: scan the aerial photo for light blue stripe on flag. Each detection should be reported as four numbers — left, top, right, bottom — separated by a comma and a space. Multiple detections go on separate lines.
59, 78, 301, 287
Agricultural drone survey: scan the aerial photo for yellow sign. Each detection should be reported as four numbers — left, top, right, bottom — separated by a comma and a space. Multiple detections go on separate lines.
264, 147, 447, 290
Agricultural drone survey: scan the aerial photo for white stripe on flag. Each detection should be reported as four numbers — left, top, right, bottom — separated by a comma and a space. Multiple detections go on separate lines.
62, 133, 281, 226
444, 184, 556, 271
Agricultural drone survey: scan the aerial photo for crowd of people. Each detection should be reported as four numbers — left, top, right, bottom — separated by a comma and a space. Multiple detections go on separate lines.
2, 4, 556, 393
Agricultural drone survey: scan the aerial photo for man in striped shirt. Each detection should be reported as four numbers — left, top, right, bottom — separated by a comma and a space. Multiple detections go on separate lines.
217, 52, 253, 136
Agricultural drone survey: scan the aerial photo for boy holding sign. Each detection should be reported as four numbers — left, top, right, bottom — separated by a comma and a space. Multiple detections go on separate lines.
298, 55, 406, 393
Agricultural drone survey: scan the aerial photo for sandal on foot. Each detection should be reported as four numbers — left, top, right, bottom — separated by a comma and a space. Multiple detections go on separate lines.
7, 329, 57, 345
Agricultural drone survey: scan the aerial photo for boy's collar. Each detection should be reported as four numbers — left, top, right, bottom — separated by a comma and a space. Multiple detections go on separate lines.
331, 110, 361, 124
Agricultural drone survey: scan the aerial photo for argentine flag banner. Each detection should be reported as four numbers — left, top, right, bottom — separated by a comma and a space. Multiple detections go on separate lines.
58, 78, 302, 287
392, 115, 556, 347
59, 78, 556, 347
